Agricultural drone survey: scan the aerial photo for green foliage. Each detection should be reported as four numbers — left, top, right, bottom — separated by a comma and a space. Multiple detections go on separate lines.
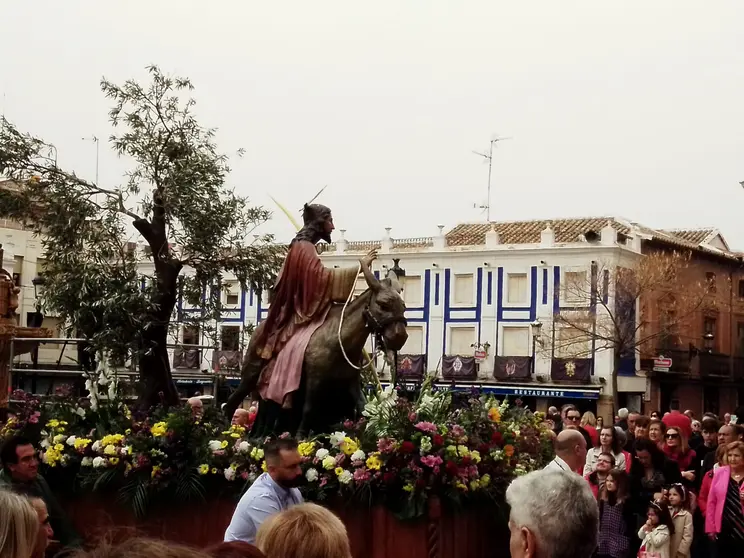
0, 66, 284, 404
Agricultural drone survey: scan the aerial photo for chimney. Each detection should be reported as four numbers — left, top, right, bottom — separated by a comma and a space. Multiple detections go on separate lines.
381, 227, 393, 253
485, 224, 500, 248
540, 223, 555, 247
628, 226, 643, 252
336, 229, 347, 254
433, 225, 446, 250
601, 220, 617, 246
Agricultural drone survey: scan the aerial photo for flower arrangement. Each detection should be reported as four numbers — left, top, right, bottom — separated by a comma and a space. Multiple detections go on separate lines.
1, 381, 550, 519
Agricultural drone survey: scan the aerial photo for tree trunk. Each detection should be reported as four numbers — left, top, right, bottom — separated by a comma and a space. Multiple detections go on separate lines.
136, 257, 181, 410
612, 350, 621, 416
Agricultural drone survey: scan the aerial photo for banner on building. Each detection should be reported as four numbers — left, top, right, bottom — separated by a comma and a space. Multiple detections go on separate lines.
173, 347, 201, 369
441, 355, 477, 380
551, 358, 592, 382
493, 356, 532, 381
212, 350, 243, 373
396, 354, 426, 380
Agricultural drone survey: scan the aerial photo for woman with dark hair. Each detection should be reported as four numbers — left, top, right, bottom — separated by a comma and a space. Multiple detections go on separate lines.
584, 426, 626, 475
596, 470, 634, 558
630, 438, 682, 518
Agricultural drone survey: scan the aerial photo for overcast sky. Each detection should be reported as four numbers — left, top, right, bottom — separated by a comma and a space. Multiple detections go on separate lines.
3, 1, 744, 248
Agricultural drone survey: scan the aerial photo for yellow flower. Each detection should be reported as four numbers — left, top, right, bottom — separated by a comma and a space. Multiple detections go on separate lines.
211, 468, 217, 475
198, 464, 209, 475
334, 467, 344, 477
46, 420, 59, 428
298, 441, 316, 457
151, 466, 161, 478
261, 461, 267, 472
488, 407, 501, 423
101, 434, 125, 446
403, 483, 414, 493
470, 450, 481, 464
109, 457, 119, 466
365, 454, 382, 471
480, 474, 491, 488
455, 482, 468, 491
251, 447, 264, 461
220, 440, 228, 449
74, 438, 91, 450
457, 445, 470, 458
230, 433, 240, 439
125, 429, 131, 435
341, 437, 358, 456
104, 445, 117, 456
54, 444, 64, 452
470, 480, 480, 491
322, 456, 336, 470
60, 421, 68, 426
150, 422, 168, 437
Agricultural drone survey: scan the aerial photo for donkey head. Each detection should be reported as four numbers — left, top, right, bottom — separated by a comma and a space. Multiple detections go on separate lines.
361, 269, 408, 351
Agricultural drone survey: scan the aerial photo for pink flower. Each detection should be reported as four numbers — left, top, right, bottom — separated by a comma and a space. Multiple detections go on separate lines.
420, 455, 443, 468
319, 477, 328, 487
353, 468, 370, 482
408, 412, 418, 422
334, 453, 346, 465
240, 471, 248, 480
414, 421, 438, 434
377, 438, 396, 453
451, 425, 465, 438
343, 420, 355, 429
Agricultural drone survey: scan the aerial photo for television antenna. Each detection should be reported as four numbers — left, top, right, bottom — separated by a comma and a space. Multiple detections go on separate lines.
472, 135, 511, 222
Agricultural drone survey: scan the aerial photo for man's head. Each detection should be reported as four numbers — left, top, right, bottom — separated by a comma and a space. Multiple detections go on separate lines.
547, 406, 558, 415
702, 417, 719, 447
264, 438, 303, 489
563, 407, 581, 428
1, 436, 38, 482
684, 410, 694, 419
301, 203, 334, 244
27, 496, 53, 557
554, 429, 587, 472
627, 412, 640, 432
232, 408, 250, 427
718, 424, 738, 447
724, 412, 731, 425
617, 408, 629, 420
506, 470, 598, 558
670, 399, 681, 411
187, 397, 204, 420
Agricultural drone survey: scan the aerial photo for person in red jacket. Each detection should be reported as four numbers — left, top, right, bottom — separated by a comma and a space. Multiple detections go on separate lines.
664, 402, 692, 440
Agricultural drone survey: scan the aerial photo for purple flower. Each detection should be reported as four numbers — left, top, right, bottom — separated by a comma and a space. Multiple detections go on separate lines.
414, 421, 438, 434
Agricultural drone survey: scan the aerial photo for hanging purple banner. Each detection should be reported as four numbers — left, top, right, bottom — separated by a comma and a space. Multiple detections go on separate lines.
441, 355, 477, 380
212, 350, 243, 373
551, 358, 592, 382
493, 356, 532, 380
396, 354, 426, 380
173, 347, 201, 369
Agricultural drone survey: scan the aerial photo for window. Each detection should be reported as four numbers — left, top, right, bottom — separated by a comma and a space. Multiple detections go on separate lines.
703, 386, 720, 416
706, 272, 717, 293
658, 308, 678, 350
502, 327, 530, 356
506, 273, 528, 304
402, 276, 422, 306
563, 271, 587, 303
449, 326, 475, 355
182, 326, 200, 346
224, 282, 240, 306
703, 316, 717, 352
401, 326, 424, 354
555, 326, 590, 358
453, 274, 474, 306
221, 326, 240, 351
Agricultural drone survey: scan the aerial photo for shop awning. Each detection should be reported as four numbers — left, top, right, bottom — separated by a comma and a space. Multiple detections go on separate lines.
379, 382, 602, 400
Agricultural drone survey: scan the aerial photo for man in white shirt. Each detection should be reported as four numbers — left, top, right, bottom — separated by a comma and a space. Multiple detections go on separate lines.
544, 429, 586, 474
224, 438, 304, 544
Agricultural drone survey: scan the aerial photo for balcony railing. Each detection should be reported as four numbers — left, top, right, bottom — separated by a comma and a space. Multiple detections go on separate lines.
699, 352, 731, 379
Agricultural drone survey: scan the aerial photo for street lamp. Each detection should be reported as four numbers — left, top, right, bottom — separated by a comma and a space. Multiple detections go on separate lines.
29, 275, 46, 327
703, 331, 715, 354
390, 258, 406, 279
530, 320, 543, 374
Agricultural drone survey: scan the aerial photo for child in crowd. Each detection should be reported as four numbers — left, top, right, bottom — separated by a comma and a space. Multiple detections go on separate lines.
638, 500, 674, 558
667, 484, 693, 558
596, 470, 635, 558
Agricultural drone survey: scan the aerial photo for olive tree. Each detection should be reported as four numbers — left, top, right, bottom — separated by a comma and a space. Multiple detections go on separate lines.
0, 66, 283, 408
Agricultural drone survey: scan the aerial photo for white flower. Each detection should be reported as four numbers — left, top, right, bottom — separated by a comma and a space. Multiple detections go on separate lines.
81, 457, 93, 467
329, 432, 347, 447
66, 436, 77, 447
238, 441, 250, 453
92, 456, 106, 468
305, 468, 319, 482
40, 439, 50, 449
315, 448, 330, 460
120, 446, 131, 456
103, 445, 117, 456
351, 449, 366, 462
91, 440, 102, 452
208, 440, 223, 452
322, 456, 336, 470
76, 407, 86, 417
338, 470, 353, 485
53, 434, 66, 445
419, 436, 432, 455
224, 467, 236, 481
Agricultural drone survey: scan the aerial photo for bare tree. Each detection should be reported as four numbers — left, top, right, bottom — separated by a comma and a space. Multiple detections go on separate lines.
548, 250, 712, 411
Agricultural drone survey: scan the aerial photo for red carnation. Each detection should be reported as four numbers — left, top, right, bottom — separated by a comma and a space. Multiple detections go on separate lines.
400, 441, 416, 454
445, 461, 458, 476
461, 455, 471, 466
433, 434, 444, 446
477, 443, 490, 454
491, 431, 503, 445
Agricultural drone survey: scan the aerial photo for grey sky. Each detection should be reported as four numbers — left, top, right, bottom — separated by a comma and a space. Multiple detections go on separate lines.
3, 1, 743, 248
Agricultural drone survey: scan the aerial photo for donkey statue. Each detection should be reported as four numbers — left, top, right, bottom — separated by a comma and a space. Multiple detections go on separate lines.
225, 263, 408, 436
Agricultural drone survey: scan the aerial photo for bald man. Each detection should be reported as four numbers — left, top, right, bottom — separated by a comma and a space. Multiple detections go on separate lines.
232, 408, 250, 427
544, 429, 587, 474
187, 397, 204, 420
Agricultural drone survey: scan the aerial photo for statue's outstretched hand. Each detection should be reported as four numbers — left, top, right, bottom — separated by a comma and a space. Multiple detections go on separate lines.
360, 248, 378, 269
